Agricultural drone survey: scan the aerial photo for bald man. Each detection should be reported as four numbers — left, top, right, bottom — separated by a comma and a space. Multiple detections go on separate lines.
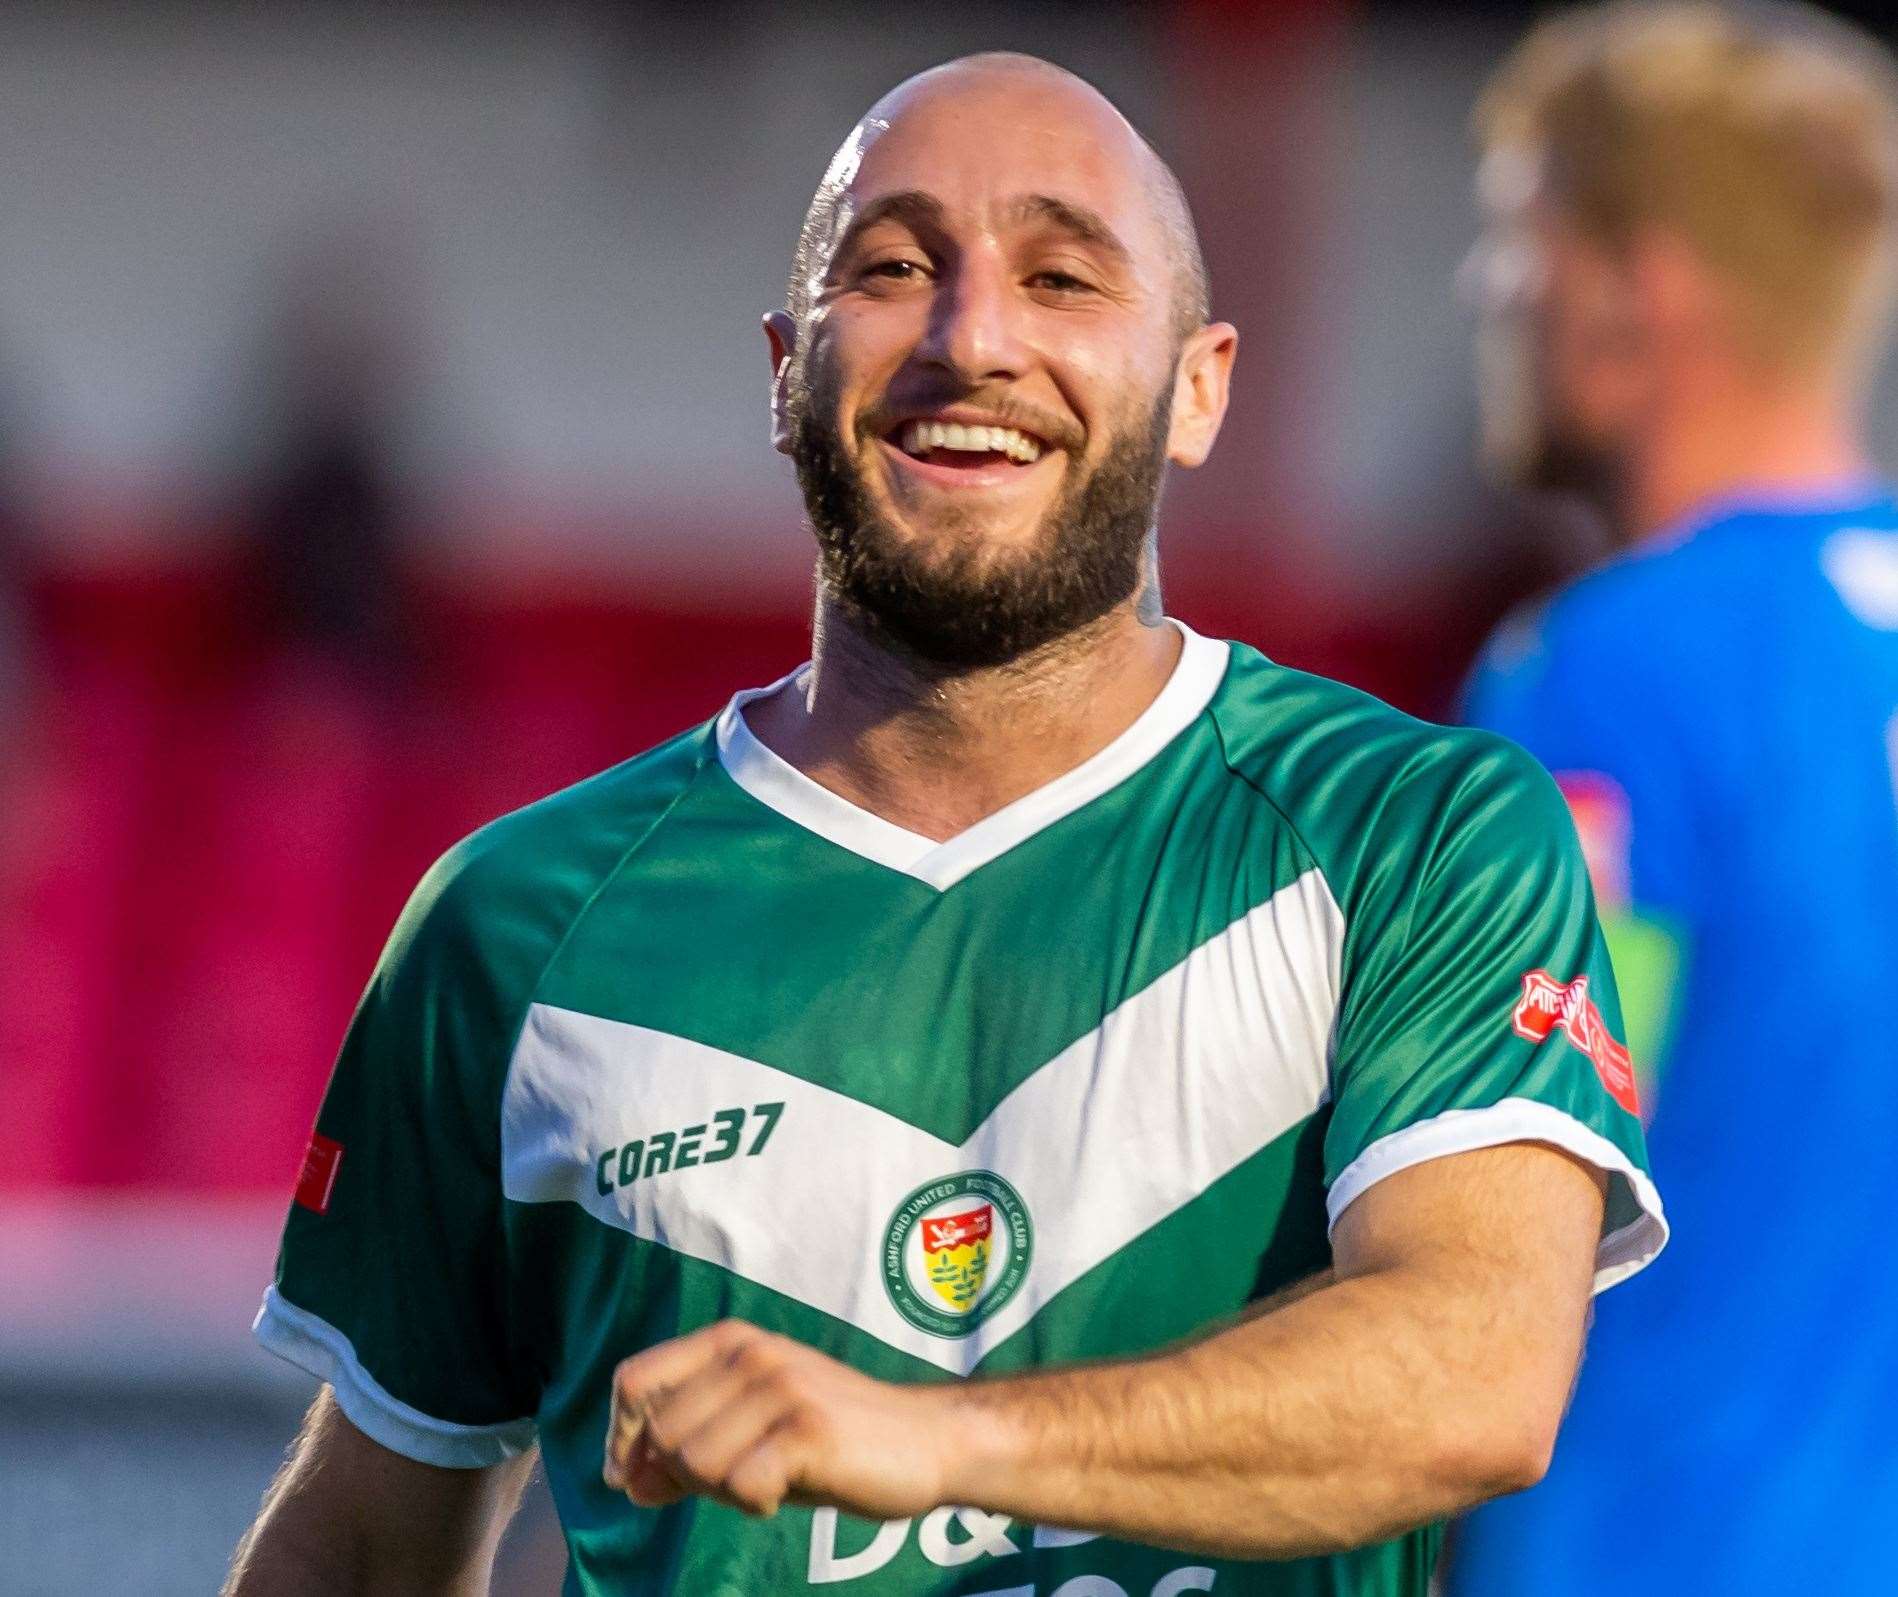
227, 55, 1664, 1597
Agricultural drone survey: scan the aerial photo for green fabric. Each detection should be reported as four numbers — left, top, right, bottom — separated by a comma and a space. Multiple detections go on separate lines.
535, 716, 1311, 1142
269, 640, 1657, 1597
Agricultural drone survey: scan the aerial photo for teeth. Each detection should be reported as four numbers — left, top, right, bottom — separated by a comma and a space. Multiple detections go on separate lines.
898, 420, 1045, 463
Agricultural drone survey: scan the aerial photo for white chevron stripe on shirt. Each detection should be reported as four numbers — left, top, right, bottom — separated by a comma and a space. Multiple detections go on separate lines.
500, 866, 1344, 1375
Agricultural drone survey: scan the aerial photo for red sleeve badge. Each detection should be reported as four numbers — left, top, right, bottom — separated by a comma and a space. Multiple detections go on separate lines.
1513, 970, 1641, 1115
294, 1133, 345, 1215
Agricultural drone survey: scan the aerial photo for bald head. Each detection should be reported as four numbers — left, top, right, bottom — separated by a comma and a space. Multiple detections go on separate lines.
787, 53, 1210, 342
763, 51, 1240, 670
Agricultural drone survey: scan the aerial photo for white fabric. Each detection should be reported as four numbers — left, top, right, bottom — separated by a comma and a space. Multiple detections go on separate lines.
714, 621, 1231, 889
502, 868, 1344, 1375
252, 1285, 537, 1467
1324, 1096, 1669, 1292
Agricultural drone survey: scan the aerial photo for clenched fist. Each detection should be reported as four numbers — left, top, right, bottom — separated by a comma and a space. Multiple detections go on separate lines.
604, 1320, 963, 1520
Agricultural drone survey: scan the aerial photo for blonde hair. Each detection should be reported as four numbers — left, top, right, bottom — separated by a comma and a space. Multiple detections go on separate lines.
1478, 1, 1898, 370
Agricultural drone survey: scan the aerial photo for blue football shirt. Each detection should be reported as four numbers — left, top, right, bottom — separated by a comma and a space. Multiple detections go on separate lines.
1453, 488, 1898, 1593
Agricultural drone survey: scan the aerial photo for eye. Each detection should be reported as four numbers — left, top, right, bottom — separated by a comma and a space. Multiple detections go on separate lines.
1027, 269, 1095, 295
862, 258, 928, 284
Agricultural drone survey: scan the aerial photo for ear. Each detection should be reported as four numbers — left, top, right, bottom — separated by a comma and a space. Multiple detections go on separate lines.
1165, 321, 1238, 469
764, 310, 798, 455
1626, 226, 1725, 354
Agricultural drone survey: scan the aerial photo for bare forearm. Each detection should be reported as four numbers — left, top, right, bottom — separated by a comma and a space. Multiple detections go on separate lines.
224, 1444, 380, 1597
226, 1529, 491, 1597
605, 1146, 1607, 1559
935, 1261, 1578, 1558
224, 1391, 530, 1597
227, 1469, 515, 1597
224, 1519, 359, 1597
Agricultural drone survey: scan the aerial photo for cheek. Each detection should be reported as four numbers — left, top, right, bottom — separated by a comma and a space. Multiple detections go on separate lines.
1528, 291, 1596, 425
1046, 340, 1168, 453
1538, 248, 1644, 424
797, 352, 881, 460
818, 302, 928, 405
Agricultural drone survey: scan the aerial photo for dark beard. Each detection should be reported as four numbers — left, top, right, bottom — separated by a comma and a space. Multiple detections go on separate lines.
789, 388, 1171, 672
1514, 430, 1629, 547
1518, 430, 1618, 511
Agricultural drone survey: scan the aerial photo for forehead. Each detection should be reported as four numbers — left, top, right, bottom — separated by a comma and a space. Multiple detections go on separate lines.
836, 74, 1170, 267
1476, 143, 1598, 268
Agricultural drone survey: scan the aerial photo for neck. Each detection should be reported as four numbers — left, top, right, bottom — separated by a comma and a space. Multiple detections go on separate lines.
1620, 371, 1871, 545
743, 592, 1183, 842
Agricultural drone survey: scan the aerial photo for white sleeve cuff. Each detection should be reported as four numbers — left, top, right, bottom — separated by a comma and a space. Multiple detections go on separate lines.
252, 1285, 536, 1467
1325, 1097, 1668, 1292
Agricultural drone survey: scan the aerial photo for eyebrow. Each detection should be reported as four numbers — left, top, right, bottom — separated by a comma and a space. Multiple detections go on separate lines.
829, 190, 947, 266
827, 189, 1133, 270
1005, 194, 1133, 267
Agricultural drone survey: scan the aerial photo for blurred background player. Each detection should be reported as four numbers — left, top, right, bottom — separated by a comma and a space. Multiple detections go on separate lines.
1453, 3, 1898, 1592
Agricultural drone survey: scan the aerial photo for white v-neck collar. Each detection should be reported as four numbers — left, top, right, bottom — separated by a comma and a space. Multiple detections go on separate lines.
714, 621, 1230, 890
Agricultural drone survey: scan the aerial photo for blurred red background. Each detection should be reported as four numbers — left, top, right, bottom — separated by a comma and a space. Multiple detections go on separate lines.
0, 0, 1572, 1202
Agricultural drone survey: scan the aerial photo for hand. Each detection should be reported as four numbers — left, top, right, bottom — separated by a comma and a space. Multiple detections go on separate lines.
603, 1320, 957, 1520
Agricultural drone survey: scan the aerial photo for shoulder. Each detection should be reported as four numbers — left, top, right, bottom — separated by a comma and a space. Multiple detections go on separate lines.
1211, 641, 1552, 810
1209, 645, 1564, 906
1463, 535, 1741, 748
1479, 503, 1859, 692
1503, 537, 1707, 665
382, 723, 715, 998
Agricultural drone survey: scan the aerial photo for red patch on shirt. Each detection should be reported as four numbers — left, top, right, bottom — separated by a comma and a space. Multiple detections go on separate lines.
1513, 970, 1641, 1116
294, 1133, 344, 1215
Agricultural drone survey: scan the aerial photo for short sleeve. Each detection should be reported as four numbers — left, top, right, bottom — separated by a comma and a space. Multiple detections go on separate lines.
253, 844, 539, 1467
1322, 740, 1668, 1292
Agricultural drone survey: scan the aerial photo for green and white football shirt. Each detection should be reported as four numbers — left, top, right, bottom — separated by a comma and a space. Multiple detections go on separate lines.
256, 623, 1666, 1597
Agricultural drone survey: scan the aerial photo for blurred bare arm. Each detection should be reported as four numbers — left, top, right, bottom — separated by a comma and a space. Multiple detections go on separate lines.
223, 1388, 535, 1597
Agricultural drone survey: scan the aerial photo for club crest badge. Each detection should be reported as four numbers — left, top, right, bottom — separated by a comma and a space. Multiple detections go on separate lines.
883, 1171, 1032, 1338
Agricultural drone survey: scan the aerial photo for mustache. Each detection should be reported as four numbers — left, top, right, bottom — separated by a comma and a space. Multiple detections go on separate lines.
856, 393, 1086, 455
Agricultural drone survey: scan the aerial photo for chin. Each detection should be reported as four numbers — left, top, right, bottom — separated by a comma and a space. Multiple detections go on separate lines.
1519, 439, 1618, 509
1481, 415, 1613, 504
880, 504, 1057, 567
1477, 428, 1531, 491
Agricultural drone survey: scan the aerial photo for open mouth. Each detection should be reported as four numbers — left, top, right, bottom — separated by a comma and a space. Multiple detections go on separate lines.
889, 418, 1049, 471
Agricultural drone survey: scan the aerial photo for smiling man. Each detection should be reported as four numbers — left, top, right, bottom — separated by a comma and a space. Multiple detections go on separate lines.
227, 54, 1664, 1597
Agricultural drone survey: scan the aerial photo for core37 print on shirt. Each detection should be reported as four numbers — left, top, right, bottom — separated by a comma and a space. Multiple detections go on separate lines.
255, 624, 1666, 1597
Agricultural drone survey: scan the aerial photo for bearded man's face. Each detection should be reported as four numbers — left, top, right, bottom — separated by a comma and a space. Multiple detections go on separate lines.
764, 73, 1229, 670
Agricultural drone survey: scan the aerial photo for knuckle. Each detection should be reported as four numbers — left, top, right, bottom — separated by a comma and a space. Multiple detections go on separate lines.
782, 1404, 826, 1446
611, 1360, 644, 1404
733, 1465, 785, 1517
747, 1371, 799, 1418
736, 1434, 786, 1481
730, 1337, 781, 1378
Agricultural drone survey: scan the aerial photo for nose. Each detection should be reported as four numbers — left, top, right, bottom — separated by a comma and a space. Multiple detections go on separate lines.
1460, 233, 1545, 315
916, 250, 1030, 385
